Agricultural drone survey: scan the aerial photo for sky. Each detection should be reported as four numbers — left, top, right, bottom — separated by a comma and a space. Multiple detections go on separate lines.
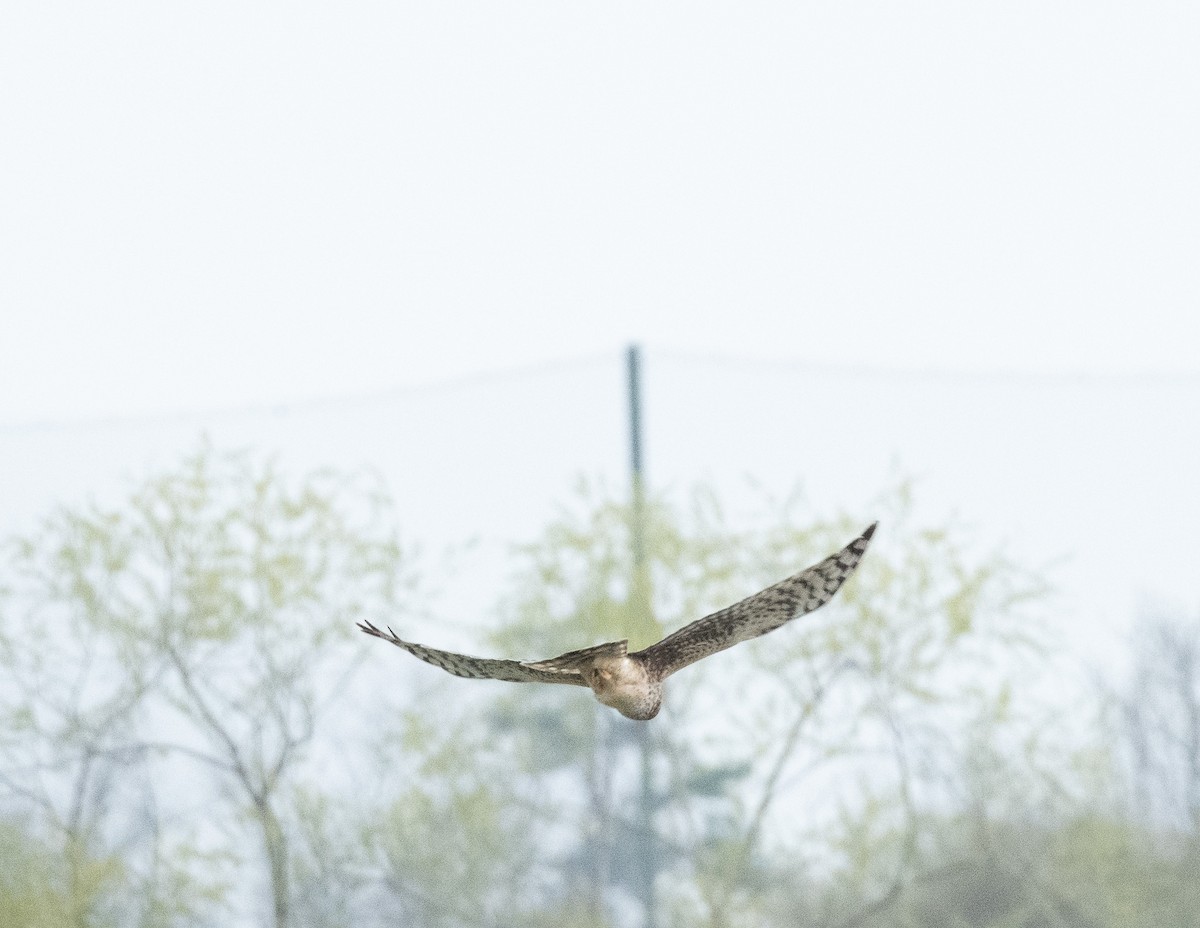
2, 1, 1199, 425
1, 13, 1198, 927
0, 2, 1197, 691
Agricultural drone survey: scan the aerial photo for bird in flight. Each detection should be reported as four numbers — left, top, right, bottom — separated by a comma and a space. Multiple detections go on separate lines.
359, 522, 876, 720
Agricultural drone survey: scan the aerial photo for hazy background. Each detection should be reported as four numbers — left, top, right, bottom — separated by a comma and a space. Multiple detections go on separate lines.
1, 2, 1198, 927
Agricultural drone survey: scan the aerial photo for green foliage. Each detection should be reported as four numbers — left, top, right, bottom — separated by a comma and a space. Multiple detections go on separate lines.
0, 821, 74, 928
831, 812, 1200, 928
0, 820, 126, 928
0, 445, 415, 928
3, 449, 1195, 928
474, 479, 1052, 928
355, 710, 557, 928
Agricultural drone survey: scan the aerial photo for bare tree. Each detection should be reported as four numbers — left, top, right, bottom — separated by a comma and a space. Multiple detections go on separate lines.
455, 480, 1048, 928
1121, 609, 1200, 832
1, 446, 414, 928
0, 500, 195, 927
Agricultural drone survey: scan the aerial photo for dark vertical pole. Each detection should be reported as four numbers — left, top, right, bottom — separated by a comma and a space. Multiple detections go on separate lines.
628, 344, 647, 564
627, 343, 657, 928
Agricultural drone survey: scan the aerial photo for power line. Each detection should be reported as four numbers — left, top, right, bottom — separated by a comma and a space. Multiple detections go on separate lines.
650, 346, 1200, 386
3, 346, 1197, 438
0, 352, 617, 436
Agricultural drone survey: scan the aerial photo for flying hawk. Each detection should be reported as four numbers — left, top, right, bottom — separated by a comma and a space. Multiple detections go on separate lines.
359, 522, 876, 720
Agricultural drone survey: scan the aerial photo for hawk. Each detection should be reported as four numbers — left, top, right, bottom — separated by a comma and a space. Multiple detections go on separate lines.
359, 522, 876, 720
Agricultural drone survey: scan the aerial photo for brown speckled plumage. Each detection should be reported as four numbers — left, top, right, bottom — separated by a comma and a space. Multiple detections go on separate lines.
359, 522, 876, 720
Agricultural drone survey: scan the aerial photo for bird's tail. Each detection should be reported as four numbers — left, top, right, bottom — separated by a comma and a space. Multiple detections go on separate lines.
522, 640, 628, 673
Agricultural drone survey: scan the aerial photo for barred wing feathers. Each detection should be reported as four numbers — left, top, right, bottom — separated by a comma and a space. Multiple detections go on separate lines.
633, 522, 876, 680
357, 621, 591, 686
521, 639, 628, 673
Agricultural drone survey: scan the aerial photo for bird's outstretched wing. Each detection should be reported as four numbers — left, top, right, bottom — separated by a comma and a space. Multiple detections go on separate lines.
358, 621, 592, 686
633, 522, 877, 680
521, 639, 628, 673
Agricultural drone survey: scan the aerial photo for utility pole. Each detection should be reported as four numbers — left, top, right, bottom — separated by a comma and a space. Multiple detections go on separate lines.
628, 344, 647, 566
627, 343, 658, 928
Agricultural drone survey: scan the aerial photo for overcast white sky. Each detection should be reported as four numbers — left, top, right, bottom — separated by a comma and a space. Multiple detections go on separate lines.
1, 8, 1198, 918
2, 2, 1198, 425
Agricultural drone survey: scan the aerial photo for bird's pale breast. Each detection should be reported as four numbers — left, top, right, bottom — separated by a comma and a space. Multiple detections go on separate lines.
586, 656, 662, 720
